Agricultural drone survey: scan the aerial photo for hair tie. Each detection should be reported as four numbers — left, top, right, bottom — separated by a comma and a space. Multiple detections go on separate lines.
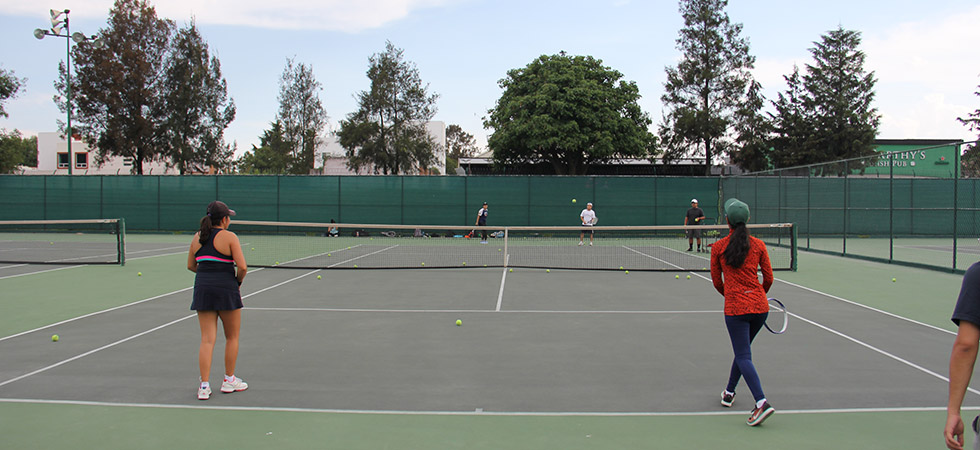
207, 213, 211, 217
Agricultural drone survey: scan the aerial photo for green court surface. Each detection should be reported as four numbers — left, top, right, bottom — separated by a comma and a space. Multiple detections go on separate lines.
0, 242, 973, 449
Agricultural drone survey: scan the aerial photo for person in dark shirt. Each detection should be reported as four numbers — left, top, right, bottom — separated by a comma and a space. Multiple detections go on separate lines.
685, 199, 706, 252
945, 261, 980, 449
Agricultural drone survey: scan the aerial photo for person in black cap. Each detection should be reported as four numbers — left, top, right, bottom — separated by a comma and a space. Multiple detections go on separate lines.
186, 200, 248, 400
475, 202, 489, 244
685, 198, 706, 252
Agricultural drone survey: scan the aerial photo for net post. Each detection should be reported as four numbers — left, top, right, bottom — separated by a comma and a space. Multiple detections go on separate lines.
791, 222, 798, 272
118, 217, 126, 266
954, 142, 961, 271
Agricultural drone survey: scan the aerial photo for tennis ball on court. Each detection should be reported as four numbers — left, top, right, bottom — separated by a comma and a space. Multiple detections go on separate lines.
456, 319, 462, 326
572, 198, 577, 204
509, 268, 513, 272
675, 275, 680, 279
892, 277, 897, 282
50, 241, 54, 245
327, 253, 331, 257
251, 248, 255, 251
498, 248, 502, 252
275, 261, 280, 265
52, 334, 59, 342
546, 269, 550, 273
687, 275, 691, 279
353, 264, 358, 268
625, 270, 629, 275
619, 266, 624, 270
137, 272, 142, 276
421, 262, 425, 266
317, 275, 321, 280
462, 262, 467, 266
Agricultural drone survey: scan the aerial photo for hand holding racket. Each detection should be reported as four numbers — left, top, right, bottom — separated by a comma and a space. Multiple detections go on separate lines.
765, 298, 788, 334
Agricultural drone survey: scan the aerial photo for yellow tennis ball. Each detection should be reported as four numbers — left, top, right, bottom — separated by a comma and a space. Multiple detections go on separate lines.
275, 261, 280, 265
687, 275, 691, 279
572, 198, 577, 203
421, 262, 425, 266
137, 272, 142, 276
546, 269, 550, 273
52, 334, 59, 342
892, 277, 896, 282
456, 319, 462, 326
327, 253, 331, 257
251, 248, 255, 251
625, 270, 629, 275
675, 275, 680, 279
619, 266, 624, 270
316, 275, 321, 280
509, 268, 513, 272
353, 264, 358, 268
462, 262, 467, 266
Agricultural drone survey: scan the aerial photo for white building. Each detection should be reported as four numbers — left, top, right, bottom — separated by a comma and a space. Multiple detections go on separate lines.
23, 132, 175, 175
314, 121, 446, 175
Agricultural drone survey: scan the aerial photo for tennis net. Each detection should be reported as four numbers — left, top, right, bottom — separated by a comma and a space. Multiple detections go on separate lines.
0, 219, 126, 265
233, 220, 796, 272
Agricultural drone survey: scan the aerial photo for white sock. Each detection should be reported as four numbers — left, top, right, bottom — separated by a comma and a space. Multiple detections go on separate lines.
756, 398, 767, 408
725, 390, 735, 396
224, 374, 235, 383
200, 381, 209, 389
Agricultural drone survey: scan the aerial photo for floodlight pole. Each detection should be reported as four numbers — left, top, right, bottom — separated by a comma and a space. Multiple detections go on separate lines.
35, 10, 100, 176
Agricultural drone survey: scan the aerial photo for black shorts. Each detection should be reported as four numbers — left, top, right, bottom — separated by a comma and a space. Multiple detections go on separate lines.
686, 228, 702, 239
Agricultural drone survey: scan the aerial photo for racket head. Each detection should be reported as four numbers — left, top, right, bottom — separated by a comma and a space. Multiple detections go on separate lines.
591, 217, 598, 225
764, 298, 788, 334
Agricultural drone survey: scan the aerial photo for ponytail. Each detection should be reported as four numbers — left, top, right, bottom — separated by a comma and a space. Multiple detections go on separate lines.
199, 214, 219, 244
722, 222, 750, 268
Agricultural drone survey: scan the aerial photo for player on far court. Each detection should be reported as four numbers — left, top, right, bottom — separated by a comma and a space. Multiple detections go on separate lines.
685, 198, 706, 252
579, 202, 596, 246
944, 260, 980, 450
187, 200, 248, 400
710, 198, 775, 426
475, 202, 489, 244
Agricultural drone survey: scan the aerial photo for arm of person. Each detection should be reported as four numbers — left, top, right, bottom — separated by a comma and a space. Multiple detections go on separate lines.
947, 320, 980, 450
186, 233, 201, 273
710, 249, 724, 295
759, 242, 774, 293
228, 231, 248, 285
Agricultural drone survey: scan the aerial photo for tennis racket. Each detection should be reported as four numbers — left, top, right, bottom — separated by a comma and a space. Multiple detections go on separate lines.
764, 298, 788, 334
590, 216, 598, 225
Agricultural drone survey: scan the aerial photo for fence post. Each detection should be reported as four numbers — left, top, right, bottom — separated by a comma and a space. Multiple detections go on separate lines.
889, 152, 893, 263
843, 160, 848, 256
954, 142, 961, 271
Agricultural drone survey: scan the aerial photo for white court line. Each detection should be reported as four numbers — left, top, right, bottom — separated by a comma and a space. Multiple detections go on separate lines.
0, 264, 83, 280
246, 307, 721, 315
495, 253, 509, 311
0, 398, 971, 417
279, 244, 365, 266
0, 268, 313, 388
0, 263, 28, 270
621, 246, 707, 280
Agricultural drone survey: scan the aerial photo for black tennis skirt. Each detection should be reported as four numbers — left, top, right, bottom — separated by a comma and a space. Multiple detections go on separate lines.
191, 271, 243, 311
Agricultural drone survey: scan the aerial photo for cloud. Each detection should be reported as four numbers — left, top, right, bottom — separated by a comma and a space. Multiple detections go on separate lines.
4, 0, 455, 32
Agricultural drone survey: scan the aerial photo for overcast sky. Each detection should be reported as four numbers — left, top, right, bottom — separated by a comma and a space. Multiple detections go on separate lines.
1, 0, 978, 156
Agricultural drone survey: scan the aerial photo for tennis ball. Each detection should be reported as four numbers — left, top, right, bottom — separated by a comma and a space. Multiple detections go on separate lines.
353, 264, 358, 268
572, 198, 577, 204
892, 277, 897, 282
275, 261, 280, 265
137, 272, 142, 276
546, 269, 550, 273
421, 262, 425, 266
509, 268, 513, 272
327, 253, 331, 257
625, 270, 629, 275
316, 275, 321, 280
675, 275, 680, 279
619, 266, 624, 270
498, 248, 502, 252
462, 262, 467, 266
51, 334, 59, 342
456, 319, 462, 326
687, 275, 691, 279
50, 242, 54, 245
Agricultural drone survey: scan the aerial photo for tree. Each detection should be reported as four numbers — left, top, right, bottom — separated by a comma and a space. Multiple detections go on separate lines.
276, 57, 327, 174
161, 20, 236, 174
958, 81, 980, 177
660, 0, 758, 175
729, 80, 773, 173
0, 130, 37, 173
338, 41, 439, 175
771, 27, 880, 170
445, 124, 478, 173
0, 68, 24, 118
236, 121, 292, 174
59, 0, 174, 174
484, 53, 655, 175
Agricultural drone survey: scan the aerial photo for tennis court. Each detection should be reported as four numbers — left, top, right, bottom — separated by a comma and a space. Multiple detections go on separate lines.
0, 232, 972, 449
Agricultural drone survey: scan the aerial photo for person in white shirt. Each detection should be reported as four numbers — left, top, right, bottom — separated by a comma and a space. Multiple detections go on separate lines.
579, 202, 596, 246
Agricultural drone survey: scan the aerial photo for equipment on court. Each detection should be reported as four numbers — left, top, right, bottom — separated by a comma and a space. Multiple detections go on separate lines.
231, 220, 797, 272
0, 219, 125, 265
590, 216, 598, 225
764, 298, 788, 334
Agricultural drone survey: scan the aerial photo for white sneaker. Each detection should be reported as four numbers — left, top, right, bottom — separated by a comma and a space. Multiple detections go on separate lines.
221, 376, 248, 393
198, 385, 211, 400
589, 242, 593, 246
578, 241, 583, 246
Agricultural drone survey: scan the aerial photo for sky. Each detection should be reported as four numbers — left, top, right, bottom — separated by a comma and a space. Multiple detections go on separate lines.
1, 0, 979, 158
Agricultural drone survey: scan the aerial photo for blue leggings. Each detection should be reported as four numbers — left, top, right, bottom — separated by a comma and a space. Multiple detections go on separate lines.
725, 313, 768, 402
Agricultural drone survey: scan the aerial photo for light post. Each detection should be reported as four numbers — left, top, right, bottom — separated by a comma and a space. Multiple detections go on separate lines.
34, 9, 101, 175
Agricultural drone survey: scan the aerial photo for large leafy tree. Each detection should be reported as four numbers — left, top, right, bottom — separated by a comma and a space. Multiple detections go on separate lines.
276, 57, 327, 174
0, 68, 24, 118
445, 124, 478, 173
958, 81, 980, 177
339, 41, 439, 175
770, 27, 879, 169
485, 53, 654, 175
60, 0, 174, 174
729, 80, 773, 173
161, 20, 236, 174
660, 0, 758, 175
0, 130, 37, 173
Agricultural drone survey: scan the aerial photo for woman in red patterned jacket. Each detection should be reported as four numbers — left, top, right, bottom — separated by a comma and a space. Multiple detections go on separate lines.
710, 198, 775, 426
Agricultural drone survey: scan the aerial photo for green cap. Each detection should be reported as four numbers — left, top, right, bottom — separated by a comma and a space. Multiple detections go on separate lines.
724, 198, 750, 225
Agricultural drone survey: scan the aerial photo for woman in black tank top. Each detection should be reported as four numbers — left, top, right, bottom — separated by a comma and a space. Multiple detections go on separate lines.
186, 201, 248, 400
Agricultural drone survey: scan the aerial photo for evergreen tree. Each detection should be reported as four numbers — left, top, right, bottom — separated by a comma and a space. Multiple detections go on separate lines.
276, 57, 327, 174
236, 121, 292, 174
660, 0, 758, 175
162, 20, 236, 174
339, 41, 439, 174
445, 124, 478, 173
